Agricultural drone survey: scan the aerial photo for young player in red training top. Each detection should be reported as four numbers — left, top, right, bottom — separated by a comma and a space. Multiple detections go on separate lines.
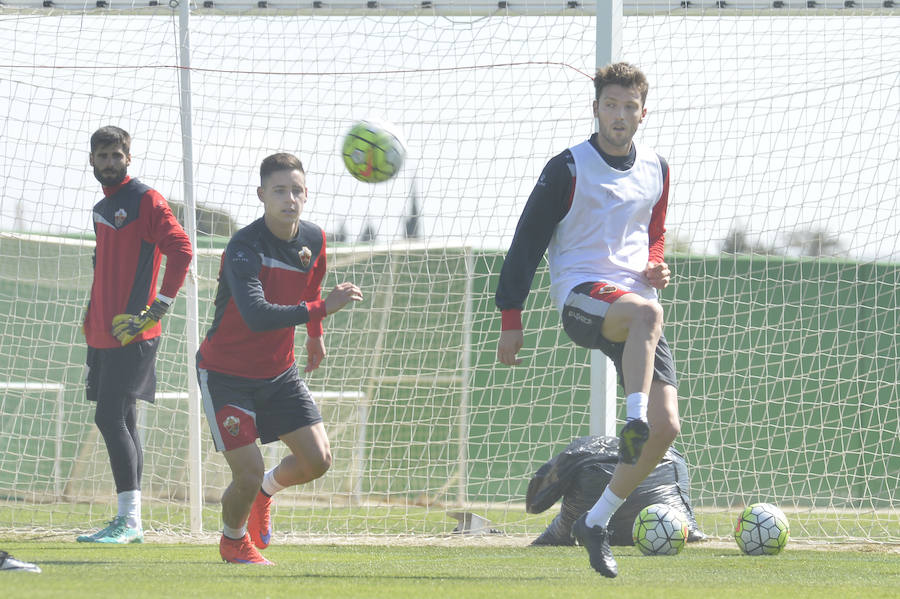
197, 152, 363, 564
495, 63, 679, 577
78, 126, 193, 544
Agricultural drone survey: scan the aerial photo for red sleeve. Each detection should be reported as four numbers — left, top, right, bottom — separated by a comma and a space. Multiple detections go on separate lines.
501, 309, 523, 331
145, 191, 193, 298
305, 229, 327, 338
648, 165, 668, 264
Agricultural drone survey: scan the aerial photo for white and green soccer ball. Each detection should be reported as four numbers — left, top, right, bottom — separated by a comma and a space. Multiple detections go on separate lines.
632, 503, 689, 556
341, 119, 406, 183
734, 502, 790, 556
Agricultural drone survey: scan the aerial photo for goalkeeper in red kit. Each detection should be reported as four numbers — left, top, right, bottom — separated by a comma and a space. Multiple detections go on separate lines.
197, 153, 362, 564
77, 126, 193, 544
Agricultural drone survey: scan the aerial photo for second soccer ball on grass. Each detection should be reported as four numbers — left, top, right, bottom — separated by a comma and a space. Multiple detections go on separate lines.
734, 502, 790, 556
632, 503, 689, 556
341, 119, 406, 183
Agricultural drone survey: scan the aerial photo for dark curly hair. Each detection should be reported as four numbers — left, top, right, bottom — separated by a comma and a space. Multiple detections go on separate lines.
594, 63, 649, 106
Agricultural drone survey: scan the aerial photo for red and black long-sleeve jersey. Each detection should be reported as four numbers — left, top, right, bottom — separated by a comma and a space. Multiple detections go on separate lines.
197, 217, 327, 379
84, 176, 193, 349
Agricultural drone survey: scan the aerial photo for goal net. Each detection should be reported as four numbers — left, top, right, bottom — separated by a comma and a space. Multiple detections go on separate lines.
1, 1, 898, 543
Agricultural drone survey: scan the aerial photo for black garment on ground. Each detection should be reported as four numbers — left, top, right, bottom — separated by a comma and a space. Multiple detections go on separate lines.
526, 435, 704, 546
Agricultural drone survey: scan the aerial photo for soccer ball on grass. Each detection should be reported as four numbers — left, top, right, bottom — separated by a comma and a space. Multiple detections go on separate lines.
632, 503, 689, 556
734, 502, 790, 555
341, 119, 406, 183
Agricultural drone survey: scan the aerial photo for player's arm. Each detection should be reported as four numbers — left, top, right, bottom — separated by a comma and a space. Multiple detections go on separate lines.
150, 191, 193, 302
304, 281, 364, 373
224, 231, 362, 338
82, 248, 95, 336
303, 248, 327, 372
495, 151, 573, 365
223, 241, 327, 332
644, 156, 670, 290
110, 191, 193, 345
303, 230, 328, 341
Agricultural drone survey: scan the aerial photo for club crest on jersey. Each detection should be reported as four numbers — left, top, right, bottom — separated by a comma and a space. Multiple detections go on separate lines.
223, 415, 241, 437
114, 208, 127, 228
299, 246, 312, 267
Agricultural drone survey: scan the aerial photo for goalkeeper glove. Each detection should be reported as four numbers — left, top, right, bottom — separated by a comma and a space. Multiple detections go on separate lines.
111, 298, 170, 346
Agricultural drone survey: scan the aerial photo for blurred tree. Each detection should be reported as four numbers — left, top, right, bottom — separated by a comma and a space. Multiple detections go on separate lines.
722, 224, 843, 257
359, 221, 377, 243
169, 201, 236, 237
404, 178, 421, 239
327, 221, 348, 244
664, 230, 693, 255
783, 229, 843, 257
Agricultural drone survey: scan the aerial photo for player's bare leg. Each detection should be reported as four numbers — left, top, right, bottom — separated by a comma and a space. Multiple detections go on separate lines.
608, 380, 679, 498
601, 295, 662, 394
222, 443, 265, 528
247, 423, 332, 550
602, 294, 663, 463
575, 381, 678, 576
275, 422, 332, 486
220, 443, 271, 564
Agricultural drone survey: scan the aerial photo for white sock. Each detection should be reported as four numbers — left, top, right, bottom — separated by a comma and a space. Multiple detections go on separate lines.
585, 487, 625, 529
261, 467, 286, 497
626, 392, 649, 422
223, 523, 247, 540
118, 490, 141, 529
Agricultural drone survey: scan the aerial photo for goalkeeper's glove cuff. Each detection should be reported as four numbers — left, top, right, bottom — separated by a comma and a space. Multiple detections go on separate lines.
146, 298, 170, 321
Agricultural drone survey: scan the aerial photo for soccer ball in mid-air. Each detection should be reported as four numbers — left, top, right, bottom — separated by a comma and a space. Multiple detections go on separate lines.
341, 119, 406, 183
734, 502, 790, 556
632, 503, 689, 556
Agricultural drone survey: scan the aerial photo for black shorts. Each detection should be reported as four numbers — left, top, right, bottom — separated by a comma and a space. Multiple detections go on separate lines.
85, 337, 159, 403
561, 281, 678, 389
197, 358, 323, 452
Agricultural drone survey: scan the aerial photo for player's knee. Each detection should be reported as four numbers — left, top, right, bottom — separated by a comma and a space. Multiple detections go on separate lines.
636, 301, 664, 334
308, 450, 332, 480
233, 466, 264, 492
94, 410, 122, 435
653, 416, 680, 446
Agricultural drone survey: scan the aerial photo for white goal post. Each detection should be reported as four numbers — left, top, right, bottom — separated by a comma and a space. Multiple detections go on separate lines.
1, 0, 898, 544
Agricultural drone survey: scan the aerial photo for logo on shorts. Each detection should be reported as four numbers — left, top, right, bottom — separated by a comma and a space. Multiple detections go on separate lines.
593, 283, 618, 296
114, 208, 127, 228
299, 246, 312, 267
223, 415, 240, 436
567, 309, 593, 325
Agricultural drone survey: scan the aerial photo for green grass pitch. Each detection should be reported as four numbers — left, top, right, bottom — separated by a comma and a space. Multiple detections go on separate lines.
0, 539, 897, 599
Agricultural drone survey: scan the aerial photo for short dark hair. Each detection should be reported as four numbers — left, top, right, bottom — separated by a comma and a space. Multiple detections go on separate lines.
90, 126, 131, 154
594, 62, 649, 106
260, 153, 305, 185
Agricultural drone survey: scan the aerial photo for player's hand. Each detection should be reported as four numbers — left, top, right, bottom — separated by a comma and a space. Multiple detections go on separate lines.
111, 298, 170, 346
305, 335, 326, 373
324, 282, 363, 315
497, 329, 524, 366
644, 261, 671, 289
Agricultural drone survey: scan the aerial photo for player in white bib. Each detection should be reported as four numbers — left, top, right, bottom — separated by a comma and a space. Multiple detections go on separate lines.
495, 63, 679, 578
